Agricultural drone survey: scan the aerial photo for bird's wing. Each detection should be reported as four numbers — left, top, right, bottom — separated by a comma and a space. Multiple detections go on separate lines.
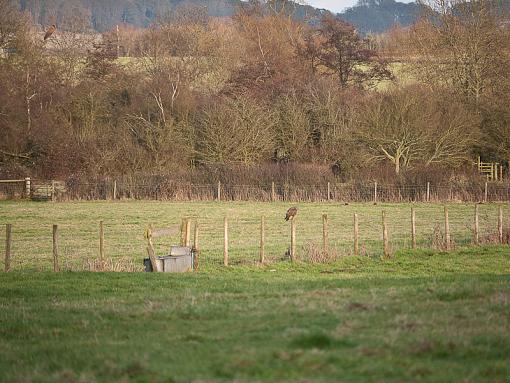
44, 26, 55, 40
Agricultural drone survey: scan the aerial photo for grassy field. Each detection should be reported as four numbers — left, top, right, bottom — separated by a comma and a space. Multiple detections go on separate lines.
0, 201, 508, 271
0, 201, 509, 382
0, 249, 509, 382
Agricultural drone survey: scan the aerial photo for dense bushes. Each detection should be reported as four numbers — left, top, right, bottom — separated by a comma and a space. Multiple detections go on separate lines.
0, 0, 508, 185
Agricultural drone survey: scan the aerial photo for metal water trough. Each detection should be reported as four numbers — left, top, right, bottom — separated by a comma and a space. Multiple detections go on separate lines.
144, 245, 194, 273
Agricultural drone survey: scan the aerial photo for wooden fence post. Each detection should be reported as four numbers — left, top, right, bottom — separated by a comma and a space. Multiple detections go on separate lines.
99, 220, 104, 271
25, 177, 31, 199
145, 225, 160, 272
426, 182, 430, 202
217, 181, 221, 202
193, 222, 199, 270
484, 182, 488, 203
113, 180, 117, 200
180, 219, 186, 246
444, 206, 450, 251
411, 207, 416, 249
260, 216, 265, 263
5, 224, 11, 272
185, 218, 191, 247
290, 219, 296, 262
374, 181, 378, 204
223, 217, 228, 266
51, 180, 56, 202
271, 181, 275, 202
382, 211, 390, 258
498, 206, 503, 244
327, 182, 331, 201
53, 224, 59, 272
474, 204, 479, 245
322, 214, 328, 254
353, 213, 359, 256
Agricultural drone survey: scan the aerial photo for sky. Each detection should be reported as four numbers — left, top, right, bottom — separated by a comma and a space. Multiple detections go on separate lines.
305, 0, 353, 13
305, 0, 413, 13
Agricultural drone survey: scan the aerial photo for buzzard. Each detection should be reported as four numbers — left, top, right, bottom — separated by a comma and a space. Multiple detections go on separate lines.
285, 207, 298, 221
44, 25, 56, 41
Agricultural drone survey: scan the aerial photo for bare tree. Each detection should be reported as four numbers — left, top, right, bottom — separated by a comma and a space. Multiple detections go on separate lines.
409, 0, 509, 104
274, 94, 312, 162
357, 86, 477, 174
196, 96, 276, 164
0, 0, 30, 52
300, 15, 393, 88
305, 82, 362, 174
229, 8, 309, 97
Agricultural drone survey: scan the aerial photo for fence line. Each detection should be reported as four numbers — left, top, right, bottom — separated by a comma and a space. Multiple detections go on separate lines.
3, 204, 508, 272
2, 177, 510, 202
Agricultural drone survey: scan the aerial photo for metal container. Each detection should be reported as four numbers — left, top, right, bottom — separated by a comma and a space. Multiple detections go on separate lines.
160, 254, 193, 272
143, 246, 194, 273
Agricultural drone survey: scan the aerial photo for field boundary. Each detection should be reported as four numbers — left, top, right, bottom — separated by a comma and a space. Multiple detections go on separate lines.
2, 177, 510, 202
3, 204, 509, 272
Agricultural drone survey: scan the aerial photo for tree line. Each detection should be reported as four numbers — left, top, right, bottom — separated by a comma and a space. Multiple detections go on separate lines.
1, 0, 509, 185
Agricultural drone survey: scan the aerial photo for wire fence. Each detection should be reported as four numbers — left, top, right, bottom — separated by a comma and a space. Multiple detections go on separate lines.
1, 202, 509, 272
2, 177, 510, 202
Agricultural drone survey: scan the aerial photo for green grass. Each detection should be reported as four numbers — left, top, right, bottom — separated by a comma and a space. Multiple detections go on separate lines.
0, 201, 508, 271
0, 249, 509, 382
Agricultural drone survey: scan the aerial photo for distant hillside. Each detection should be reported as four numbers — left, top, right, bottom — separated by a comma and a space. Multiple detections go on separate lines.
341, 0, 423, 34
17, 0, 422, 33
18, 0, 242, 31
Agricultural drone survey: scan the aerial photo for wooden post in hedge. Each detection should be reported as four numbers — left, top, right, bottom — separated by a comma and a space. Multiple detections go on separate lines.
327, 182, 331, 201
474, 204, 479, 245
271, 182, 275, 202
353, 213, 359, 256
484, 182, 488, 203
411, 207, 416, 249
5, 224, 11, 272
374, 181, 378, 204
53, 224, 59, 272
426, 182, 430, 202
259, 216, 265, 263
25, 177, 31, 199
217, 181, 221, 202
444, 206, 451, 251
223, 217, 229, 266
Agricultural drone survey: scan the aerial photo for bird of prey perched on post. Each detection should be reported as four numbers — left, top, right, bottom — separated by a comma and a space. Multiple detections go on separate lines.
44, 25, 56, 41
285, 207, 298, 221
